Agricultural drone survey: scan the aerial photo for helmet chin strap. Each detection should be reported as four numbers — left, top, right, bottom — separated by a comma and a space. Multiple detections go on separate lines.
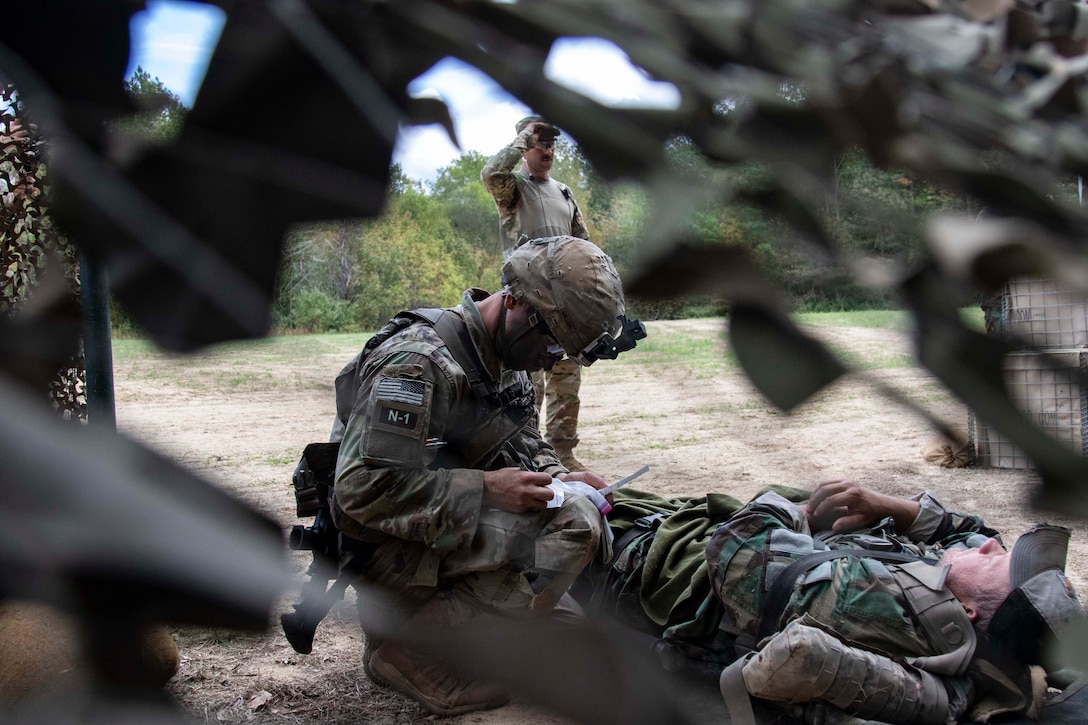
496, 292, 540, 367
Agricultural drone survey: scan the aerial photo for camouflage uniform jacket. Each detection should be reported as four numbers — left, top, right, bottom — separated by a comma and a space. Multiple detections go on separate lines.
706, 490, 999, 659
703, 491, 1055, 719
330, 288, 566, 587
479, 127, 589, 259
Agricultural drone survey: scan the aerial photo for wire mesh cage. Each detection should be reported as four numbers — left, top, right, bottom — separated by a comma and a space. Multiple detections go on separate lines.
1000, 278, 1088, 349
970, 350, 1088, 469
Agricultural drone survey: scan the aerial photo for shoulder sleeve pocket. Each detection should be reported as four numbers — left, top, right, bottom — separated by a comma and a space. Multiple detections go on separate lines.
362, 365, 433, 466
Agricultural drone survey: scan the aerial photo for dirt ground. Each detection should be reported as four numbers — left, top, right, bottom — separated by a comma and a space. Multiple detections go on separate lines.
111, 318, 1088, 724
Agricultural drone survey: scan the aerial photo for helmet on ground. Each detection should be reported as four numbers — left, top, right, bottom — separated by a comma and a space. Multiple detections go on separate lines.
502, 236, 643, 366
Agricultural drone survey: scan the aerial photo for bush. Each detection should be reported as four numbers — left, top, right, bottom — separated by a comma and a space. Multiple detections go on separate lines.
109, 299, 144, 339
626, 295, 728, 321
277, 288, 355, 333
789, 283, 898, 313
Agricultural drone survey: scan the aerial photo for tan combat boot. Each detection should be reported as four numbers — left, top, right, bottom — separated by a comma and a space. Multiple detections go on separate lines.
551, 439, 585, 472
362, 633, 382, 681
367, 639, 510, 716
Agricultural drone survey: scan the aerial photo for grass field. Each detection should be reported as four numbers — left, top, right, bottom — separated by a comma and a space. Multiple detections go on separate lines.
112, 307, 981, 383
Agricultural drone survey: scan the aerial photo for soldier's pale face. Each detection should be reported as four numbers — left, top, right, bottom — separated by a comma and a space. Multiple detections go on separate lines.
524, 141, 554, 178
940, 537, 1012, 619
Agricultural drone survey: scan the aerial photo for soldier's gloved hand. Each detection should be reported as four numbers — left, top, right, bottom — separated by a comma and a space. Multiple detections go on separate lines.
527, 121, 559, 142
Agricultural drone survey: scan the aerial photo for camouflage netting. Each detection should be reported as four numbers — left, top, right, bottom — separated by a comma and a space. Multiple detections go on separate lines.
0, 84, 85, 421
7, 0, 1088, 720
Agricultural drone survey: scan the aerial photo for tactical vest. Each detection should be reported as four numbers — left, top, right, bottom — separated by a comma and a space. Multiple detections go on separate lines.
758, 547, 977, 677
334, 306, 536, 470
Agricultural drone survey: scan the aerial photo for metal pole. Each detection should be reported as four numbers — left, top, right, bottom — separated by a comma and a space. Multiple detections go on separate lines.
80, 253, 116, 430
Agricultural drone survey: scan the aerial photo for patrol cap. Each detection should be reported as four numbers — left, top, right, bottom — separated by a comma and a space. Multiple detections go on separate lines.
502, 236, 628, 366
987, 524, 1085, 664
515, 114, 560, 141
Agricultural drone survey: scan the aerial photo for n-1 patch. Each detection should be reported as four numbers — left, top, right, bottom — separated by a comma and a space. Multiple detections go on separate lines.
371, 376, 429, 438
363, 371, 433, 466
379, 404, 418, 431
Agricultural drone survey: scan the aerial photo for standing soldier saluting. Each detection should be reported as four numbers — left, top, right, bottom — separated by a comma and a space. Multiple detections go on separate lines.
481, 115, 590, 471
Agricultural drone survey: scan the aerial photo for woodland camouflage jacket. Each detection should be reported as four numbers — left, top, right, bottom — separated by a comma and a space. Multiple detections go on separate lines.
703, 490, 1045, 719
330, 288, 564, 586
706, 490, 997, 655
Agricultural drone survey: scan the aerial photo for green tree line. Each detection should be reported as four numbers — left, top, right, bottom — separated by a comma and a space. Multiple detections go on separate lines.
272, 132, 984, 333
16, 71, 1082, 338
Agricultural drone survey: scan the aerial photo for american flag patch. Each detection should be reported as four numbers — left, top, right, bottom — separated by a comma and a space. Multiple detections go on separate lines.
376, 378, 426, 407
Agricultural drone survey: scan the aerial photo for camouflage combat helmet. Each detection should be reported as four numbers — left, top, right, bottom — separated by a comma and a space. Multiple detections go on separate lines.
502, 236, 640, 366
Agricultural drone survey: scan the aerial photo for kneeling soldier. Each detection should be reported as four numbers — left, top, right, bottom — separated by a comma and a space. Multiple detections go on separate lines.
329, 236, 643, 715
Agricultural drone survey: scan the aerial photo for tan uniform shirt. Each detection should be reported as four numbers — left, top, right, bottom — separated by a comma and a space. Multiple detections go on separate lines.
480, 128, 589, 258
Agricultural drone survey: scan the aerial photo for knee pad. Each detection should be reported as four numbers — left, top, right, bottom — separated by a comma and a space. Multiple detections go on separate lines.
742, 619, 952, 725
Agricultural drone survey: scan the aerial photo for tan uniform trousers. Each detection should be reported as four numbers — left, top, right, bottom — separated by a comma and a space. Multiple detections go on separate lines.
357, 495, 603, 629
531, 357, 582, 445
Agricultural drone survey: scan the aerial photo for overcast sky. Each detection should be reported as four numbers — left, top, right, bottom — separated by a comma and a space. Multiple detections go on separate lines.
127, 0, 680, 184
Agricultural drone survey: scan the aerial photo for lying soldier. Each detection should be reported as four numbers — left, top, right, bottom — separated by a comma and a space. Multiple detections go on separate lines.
575, 480, 1085, 724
